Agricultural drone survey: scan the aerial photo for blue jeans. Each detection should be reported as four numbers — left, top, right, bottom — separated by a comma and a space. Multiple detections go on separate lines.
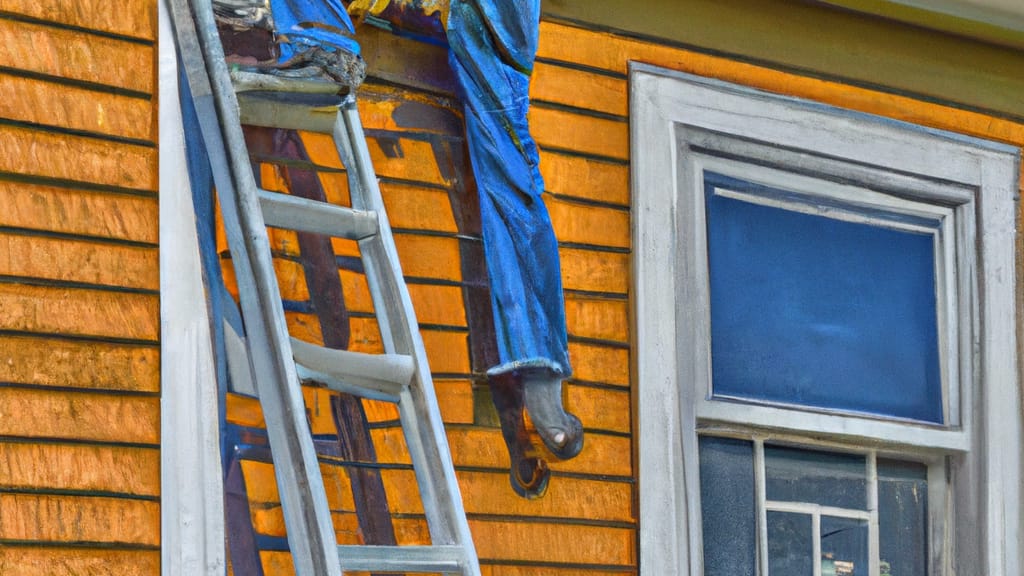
447, 0, 571, 379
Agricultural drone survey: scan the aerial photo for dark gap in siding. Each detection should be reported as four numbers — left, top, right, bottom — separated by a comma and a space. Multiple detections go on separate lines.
0, 172, 158, 199
531, 99, 628, 123
539, 144, 629, 166
0, 66, 152, 100
534, 56, 628, 80
0, 226, 158, 249
364, 75, 458, 102
393, 511, 636, 529
0, 435, 160, 450
0, 487, 159, 503
0, 276, 158, 296
0, 11, 154, 45
568, 335, 630, 349
546, 191, 630, 211
0, 117, 155, 149
564, 288, 629, 301
0, 540, 160, 551
558, 240, 630, 254
0, 383, 159, 399
0, 330, 159, 348
568, 379, 631, 392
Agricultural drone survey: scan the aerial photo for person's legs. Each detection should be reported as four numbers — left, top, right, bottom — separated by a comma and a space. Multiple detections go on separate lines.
447, 0, 582, 461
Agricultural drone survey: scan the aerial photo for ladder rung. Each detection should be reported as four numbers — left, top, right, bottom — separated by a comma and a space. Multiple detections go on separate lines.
291, 338, 413, 403
237, 91, 337, 133
258, 189, 378, 240
336, 545, 464, 573
230, 69, 342, 95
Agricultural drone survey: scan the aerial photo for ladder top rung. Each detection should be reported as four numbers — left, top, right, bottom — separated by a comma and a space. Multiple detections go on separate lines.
291, 338, 413, 403
258, 189, 378, 240
230, 69, 343, 95
336, 544, 465, 573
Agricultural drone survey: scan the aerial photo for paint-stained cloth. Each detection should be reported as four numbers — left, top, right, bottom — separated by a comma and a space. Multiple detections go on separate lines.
269, 0, 361, 58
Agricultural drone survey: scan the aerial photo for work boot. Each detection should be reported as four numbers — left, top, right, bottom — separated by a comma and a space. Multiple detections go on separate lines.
522, 371, 583, 460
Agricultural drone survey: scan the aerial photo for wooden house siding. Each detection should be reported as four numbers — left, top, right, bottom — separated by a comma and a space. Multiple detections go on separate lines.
0, 2, 160, 574
0, 0, 1019, 573
212, 12, 1024, 576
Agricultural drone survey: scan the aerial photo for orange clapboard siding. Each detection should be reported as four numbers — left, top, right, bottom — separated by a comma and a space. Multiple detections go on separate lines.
422, 329, 471, 374
0, 443, 159, 497
0, 284, 159, 341
381, 182, 459, 233
368, 136, 450, 185
0, 493, 159, 546
0, 74, 153, 141
387, 468, 633, 523
434, 378, 475, 424
0, 233, 159, 291
407, 284, 467, 327
293, 132, 345, 170
568, 342, 629, 386
529, 107, 628, 161
566, 385, 631, 434
0, 181, 159, 244
564, 296, 629, 343
366, 427, 633, 477
539, 150, 629, 206
241, 459, 359, 512
471, 519, 634, 566
560, 247, 629, 294
0, 547, 159, 576
546, 195, 630, 249
0, 125, 157, 191
537, 21, 1024, 150
225, 393, 264, 428
299, 130, 451, 187
531, 61, 628, 117
3, 0, 156, 41
393, 234, 463, 281
0, 388, 159, 444
0, 18, 153, 94
252, 514, 430, 545
338, 268, 375, 314
0, 335, 158, 392
257, 518, 436, 575
226, 379, 471, 430
363, 397, 401, 423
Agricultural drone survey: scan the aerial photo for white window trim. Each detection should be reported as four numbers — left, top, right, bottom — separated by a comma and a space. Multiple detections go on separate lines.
159, 1, 228, 573
630, 62, 1021, 575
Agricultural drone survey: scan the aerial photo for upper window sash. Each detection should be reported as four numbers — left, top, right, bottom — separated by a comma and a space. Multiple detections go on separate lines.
683, 153, 968, 451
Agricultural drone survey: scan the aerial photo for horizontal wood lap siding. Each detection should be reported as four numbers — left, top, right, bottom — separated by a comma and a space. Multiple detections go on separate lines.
532, 16, 1024, 576
0, 3, 159, 572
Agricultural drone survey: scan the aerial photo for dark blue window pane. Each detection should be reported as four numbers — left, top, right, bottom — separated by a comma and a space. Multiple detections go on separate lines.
878, 460, 929, 576
699, 436, 756, 576
821, 516, 869, 576
704, 172, 943, 423
765, 445, 867, 510
768, 511, 814, 576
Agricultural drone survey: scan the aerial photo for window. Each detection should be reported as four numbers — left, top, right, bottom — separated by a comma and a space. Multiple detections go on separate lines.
630, 64, 1021, 575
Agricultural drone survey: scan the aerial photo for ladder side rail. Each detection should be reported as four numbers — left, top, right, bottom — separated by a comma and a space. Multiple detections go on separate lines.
166, 1, 342, 574
337, 102, 482, 576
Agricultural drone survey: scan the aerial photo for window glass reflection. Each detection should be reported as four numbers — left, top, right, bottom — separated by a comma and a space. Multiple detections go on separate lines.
768, 511, 813, 576
766, 444, 867, 510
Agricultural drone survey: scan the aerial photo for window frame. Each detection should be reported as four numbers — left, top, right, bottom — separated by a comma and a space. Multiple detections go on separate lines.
630, 62, 1021, 576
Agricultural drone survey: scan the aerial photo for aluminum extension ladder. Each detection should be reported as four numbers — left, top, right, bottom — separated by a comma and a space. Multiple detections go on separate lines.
167, 0, 481, 574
